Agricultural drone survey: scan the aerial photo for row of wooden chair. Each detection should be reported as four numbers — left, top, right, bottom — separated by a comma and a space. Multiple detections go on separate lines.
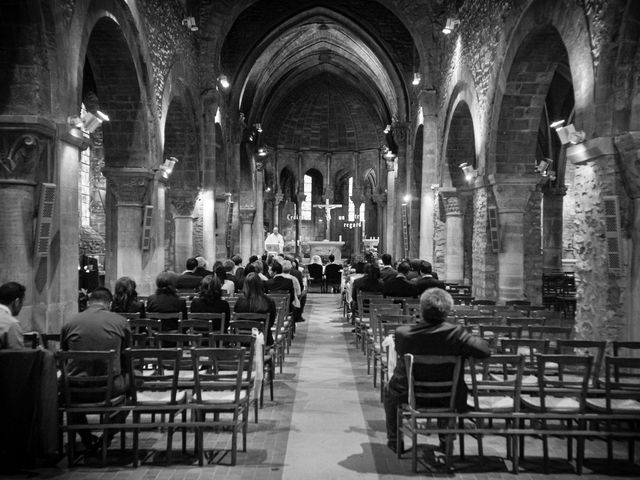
397, 352, 640, 473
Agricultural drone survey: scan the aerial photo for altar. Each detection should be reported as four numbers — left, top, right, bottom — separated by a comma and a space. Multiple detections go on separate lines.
306, 240, 345, 262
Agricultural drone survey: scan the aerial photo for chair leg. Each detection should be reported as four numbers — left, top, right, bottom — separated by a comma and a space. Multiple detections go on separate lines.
511, 427, 520, 474
166, 425, 173, 465
231, 415, 238, 466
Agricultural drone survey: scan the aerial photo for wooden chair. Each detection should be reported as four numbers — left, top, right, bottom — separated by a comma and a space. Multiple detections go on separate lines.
153, 333, 203, 386
556, 339, 606, 388
467, 354, 525, 473
528, 325, 573, 348
368, 306, 403, 383
478, 324, 523, 351
355, 291, 385, 351
612, 341, 640, 357
41, 332, 61, 350
229, 313, 273, 406
520, 354, 593, 474
586, 356, 640, 465
324, 263, 343, 293
307, 263, 325, 292
397, 354, 463, 472
210, 333, 258, 422
181, 313, 225, 345
499, 338, 550, 383
22, 331, 41, 349
57, 349, 128, 466
375, 314, 414, 396
471, 299, 496, 306
126, 348, 188, 466
146, 312, 184, 332
505, 316, 543, 334
191, 347, 249, 466
505, 300, 530, 306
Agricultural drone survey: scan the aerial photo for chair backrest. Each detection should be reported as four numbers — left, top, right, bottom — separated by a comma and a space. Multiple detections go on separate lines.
126, 347, 182, 404
210, 334, 256, 382
505, 300, 531, 306
534, 354, 593, 411
22, 331, 41, 349
308, 263, 323, 280
528, 325, 573, 342
183, 314, 226, 335
612, 341, 640, 357
517, 305, 548, 316
41, 332, 61, 350
530, 309, 565, 326
404, 353, 463, 412
357, 291, 385, 318
506, 316, 543, 331
479, 324, 523, 344
469, 354, 525, 411
324, 263, 342, 282
229, 313, 269, 336
465, 315, 499, 328
603, 356, 640, 406
376, 314, 414, 346
500, 338, 550, 373
471, 299, 496, 306
555, 339, 606, 387
128, 318, 162, 335
57, 349, 119, 406
121, 312, 141, 321
191, 347, 246, 403
146, 311, 184, 332
154, 332, 203, 349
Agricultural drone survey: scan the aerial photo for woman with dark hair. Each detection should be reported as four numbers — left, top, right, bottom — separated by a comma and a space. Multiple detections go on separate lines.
215, 266, 235, 296
234, 272, 276, 345
111, 276, 145, 317
146, 271, 188, 331
190, 274, 231, 331
352, 263, 384, 304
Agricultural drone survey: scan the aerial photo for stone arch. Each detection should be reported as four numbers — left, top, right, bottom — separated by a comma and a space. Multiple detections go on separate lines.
363, 168, 378, 239
442, 100, 476, 189
488, 0, 595, 174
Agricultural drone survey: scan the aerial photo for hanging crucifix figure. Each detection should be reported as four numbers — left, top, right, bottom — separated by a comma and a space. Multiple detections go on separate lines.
313, 197, 342, 240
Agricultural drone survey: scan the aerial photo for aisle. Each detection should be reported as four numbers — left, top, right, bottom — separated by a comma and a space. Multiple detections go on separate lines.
282, 293, 400, 479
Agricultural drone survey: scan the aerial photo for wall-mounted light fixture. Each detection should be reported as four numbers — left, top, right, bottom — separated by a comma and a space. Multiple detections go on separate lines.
442, 18, 460, 35
218, 74, 230, 90
254, 123, 262, 133
402, 194, 412, 203
459, 162, 477, 182
159, 157, 178, 179
536, 157, 557, 181
67, 110, 110, 134
551, 120, 586, 145
382, 145, 396, 161
412, 73, 421, 86
257, 146, 268, 157
181, 16, 198, 31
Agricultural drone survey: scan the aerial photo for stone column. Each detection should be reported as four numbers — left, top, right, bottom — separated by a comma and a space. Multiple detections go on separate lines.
171, 194, 196, 272
392, 122, 409, 260
439, 187, 464, 284
371, 192, 386, 252
294, 192, 305, 255
253, 159, 265, 256
492, 179, 537, 303
384, 158, 396, 257
103, 168, 153, 289
273, 191, 284, 228
419, 90, 438, 261
202, 95, 218, 267
239, 208, 255, 261
614, 133, 640, 341
542, 185, 567, 272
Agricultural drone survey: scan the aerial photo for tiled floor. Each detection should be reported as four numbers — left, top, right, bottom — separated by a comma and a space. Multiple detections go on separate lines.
4, 294, 639, 479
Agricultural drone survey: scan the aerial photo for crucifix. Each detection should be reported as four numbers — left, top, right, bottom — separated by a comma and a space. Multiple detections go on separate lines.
313, 197, 342, 240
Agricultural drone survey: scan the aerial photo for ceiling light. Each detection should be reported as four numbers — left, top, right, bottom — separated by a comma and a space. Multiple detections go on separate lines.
442, 18, 460, 35
550, 120, 564, 129
67, 110, 109, 133
382, 145, 396, 160
412, 73, 421, 86
254, 123, 262, 133
160, 157, 178, 179
536, 158, 553, 174
257, 146, 268, 157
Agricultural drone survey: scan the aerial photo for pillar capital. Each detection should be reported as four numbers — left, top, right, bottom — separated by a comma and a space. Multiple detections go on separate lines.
239, 208, 256, 225
350, 188, 367, 208
371, 192, 387, 206
103, 167, 154, 206
438, 187, 462, 216
274, 191, 284, 204
385, 158, 396, 172
490, 177, 538, 214
170, 190, 197, 216
0, 119, 54, 184
391, 121, 410, 143
614, 133, 640, 198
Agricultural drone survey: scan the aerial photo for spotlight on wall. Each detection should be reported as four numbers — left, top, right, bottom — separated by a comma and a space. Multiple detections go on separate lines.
403, 194, 412, 203
382, 144, 396, 161
67, 110, 110, 134
257, 146, 268, 157
218, 74, 230, 90
159, 156, 178, 179
554, 123, 586, 145
384, 124, 391, 134
442, 18, 460, 35
536, 158, 553, 174
459, 162, 477, 182
182, 16, 198, 31
412, 72, 421, 86
254, 123, 262, 133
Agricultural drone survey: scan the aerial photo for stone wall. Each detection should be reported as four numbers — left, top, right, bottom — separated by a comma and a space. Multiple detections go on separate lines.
193, 195, 204, 259
472, 188, 498, 300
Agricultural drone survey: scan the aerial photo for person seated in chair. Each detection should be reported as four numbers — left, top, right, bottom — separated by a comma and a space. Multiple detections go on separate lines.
60, 287, 131, 451
0, 281, 26, 350
384, 288, 490, 453
382, 261, 418, 298
176, 258, 203, 290
379, 253, 397, 283
413, 260, 446, 294
324, 254, 343, 293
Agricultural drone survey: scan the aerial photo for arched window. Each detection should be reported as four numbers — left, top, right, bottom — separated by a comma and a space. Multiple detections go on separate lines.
301, 174, 312, 220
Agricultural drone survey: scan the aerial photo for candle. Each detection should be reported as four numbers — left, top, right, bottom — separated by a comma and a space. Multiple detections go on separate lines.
339, 235, 342, 242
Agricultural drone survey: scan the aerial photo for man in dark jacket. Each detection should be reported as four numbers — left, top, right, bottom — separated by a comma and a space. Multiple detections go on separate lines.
382, 261, 418, 298
379, 253, 397, 283
176, 258, 203, 290
413, 260, 446, 294
384, 288, 490, 452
